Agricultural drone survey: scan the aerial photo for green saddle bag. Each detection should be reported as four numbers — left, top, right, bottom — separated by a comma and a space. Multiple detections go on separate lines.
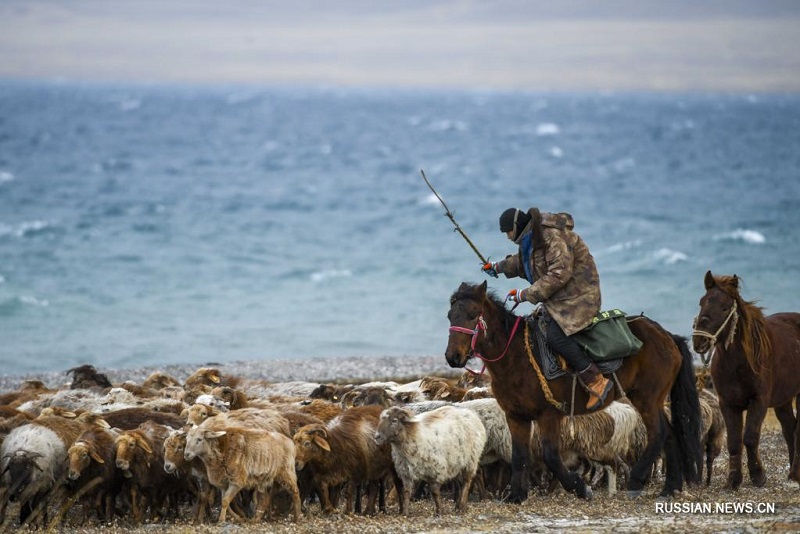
572, 309, 643, 361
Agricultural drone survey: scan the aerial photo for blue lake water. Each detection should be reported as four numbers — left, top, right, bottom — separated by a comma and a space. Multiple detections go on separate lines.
1, 82, 798, 374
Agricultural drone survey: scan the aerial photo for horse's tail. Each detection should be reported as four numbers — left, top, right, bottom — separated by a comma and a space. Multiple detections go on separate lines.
669, 333, 703, 485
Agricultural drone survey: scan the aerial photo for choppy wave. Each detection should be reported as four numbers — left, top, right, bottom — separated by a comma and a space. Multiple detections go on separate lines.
653, 248, 688, 265
0, 220, 53, 238
536, 123, 560, 136
604, 240, 643, 254
0, 295, 49, 317
310, 269, 353, 283
713, 229, 766, 244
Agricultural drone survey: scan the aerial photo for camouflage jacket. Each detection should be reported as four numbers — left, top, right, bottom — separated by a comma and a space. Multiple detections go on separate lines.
496, 208, 601, 335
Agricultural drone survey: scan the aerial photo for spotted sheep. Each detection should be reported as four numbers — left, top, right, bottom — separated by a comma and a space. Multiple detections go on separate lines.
374, 405, 486, 516
529, 399, 647, 495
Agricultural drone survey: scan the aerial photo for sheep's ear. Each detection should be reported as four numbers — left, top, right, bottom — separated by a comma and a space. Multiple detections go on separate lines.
208, 371, 221, 384
440, 391, 451, 399
96, 419, 111, 429
61, 411, 78, 418
136, 437, 153, 455
313, 435, 331, 452
180, 408, 189, 419
89, 449, 105, 464
204, 430, 226, 439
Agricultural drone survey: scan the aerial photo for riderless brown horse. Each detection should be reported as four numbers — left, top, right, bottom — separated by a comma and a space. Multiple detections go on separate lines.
445, 281, 701, 502
692, 270, 800, 489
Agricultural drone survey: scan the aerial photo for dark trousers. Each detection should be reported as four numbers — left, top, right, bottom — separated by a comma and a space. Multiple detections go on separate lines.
545, 316, 593, 374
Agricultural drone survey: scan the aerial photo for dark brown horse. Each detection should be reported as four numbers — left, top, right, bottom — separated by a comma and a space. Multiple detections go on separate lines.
445, 281, 701, 502
692, 270, 800, 489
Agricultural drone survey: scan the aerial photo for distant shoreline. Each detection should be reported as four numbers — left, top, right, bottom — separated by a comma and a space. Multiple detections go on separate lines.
0, 354, 457, 393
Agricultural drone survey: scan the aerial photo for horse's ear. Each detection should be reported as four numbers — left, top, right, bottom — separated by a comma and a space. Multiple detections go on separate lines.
732, 274, 739, 289
704, 270, 715, 290
478, 280, 488, 297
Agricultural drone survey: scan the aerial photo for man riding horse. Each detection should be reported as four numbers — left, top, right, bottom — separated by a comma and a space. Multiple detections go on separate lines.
482, 207, 612, 410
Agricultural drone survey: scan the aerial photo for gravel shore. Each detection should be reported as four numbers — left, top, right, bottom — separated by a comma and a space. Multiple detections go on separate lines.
0, 355, 456, 393
2, 356, 798, 533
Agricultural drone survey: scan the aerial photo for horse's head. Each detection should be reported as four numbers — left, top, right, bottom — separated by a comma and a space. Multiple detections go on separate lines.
692, 270, 739, 354
445, 281, 489, 368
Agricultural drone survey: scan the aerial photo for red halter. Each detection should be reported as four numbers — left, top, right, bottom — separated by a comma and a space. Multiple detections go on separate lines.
449, 315, 523, 376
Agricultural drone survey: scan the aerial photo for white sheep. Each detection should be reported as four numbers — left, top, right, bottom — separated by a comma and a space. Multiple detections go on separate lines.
374, 405, 486, 516
0, 417, 84, 526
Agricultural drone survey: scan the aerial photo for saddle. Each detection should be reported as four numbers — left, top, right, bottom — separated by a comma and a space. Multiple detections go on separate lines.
528, 313, 624, 381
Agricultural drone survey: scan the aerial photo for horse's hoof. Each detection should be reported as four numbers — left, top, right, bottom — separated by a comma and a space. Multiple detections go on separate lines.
581, 486, 594, 500
627, 490, 643, 499
751, 471, 767, 487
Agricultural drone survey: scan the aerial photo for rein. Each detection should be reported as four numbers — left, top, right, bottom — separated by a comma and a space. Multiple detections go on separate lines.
692, 300, 738, 366
450, 315, 523, 376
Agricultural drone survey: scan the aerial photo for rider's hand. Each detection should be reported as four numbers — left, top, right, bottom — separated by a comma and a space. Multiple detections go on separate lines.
482, 262, 499, 278
507, 288, 526, 304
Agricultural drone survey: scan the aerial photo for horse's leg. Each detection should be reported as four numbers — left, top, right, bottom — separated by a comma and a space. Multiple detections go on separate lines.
661, 413, 684, 497
505, 416, 532, 504
538, 414, 592, 499
774, 401, 798, 481
743, 399, 768, 487
720, 403, 745, 490
628, 407, 667, 497
793, 395, 800, 484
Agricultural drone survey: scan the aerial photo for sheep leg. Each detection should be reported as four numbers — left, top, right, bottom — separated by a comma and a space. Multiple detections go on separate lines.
429, 482, 443, 516
0, 487, 8, 524
218, 485, 242, 523
364, 481, 379, 515
605, 465, 617, 495
400, 477, 413, 516
252, 489, 271, 522
319, 482, 334, 514
505, 415, 532, 504
272, 467, 302, 522
457, 470, 475, 512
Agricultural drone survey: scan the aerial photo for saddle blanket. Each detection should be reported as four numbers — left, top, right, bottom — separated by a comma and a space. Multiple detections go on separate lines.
529, 314, 624, 381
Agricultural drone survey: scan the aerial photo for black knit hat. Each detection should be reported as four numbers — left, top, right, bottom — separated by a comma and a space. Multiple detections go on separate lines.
499, 208, 531, 237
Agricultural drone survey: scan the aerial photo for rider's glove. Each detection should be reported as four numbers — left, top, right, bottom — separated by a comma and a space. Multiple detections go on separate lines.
507, 288, 526, 304
481, 262, 499, 278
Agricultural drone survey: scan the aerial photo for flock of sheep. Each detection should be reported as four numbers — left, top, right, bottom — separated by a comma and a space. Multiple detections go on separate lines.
0, 364, 726, 528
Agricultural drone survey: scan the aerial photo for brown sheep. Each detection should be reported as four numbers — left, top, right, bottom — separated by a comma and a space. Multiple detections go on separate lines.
163, 429, 215, 524
293, 405, 395, 515
419, 376, 469, 402
183, 368, 241, 391
98, 407, 184, 430
66, 425, 123, 521
142, 372, 182, 391
114, 421, 180, 523
184, 424, 302, 523
67, 364, 113, 390
309, 383, 355, 402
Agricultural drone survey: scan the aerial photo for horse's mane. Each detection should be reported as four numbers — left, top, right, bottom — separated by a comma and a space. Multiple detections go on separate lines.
453, 283, 519, 331
715, 274, 771, 374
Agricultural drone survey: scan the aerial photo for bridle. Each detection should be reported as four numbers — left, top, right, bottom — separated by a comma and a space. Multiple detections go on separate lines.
449, 313, 522, 375
692, 300, 738, 366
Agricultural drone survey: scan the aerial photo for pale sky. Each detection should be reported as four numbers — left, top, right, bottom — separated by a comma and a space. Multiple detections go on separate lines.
1, 0, 799, 92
